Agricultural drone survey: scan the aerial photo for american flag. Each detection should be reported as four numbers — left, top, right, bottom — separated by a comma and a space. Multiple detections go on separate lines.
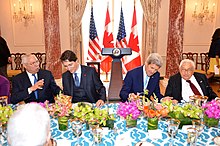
116, 5, 128, 73
125, 5, 141, 71
87, 5, 101, 61
101, 5, 114, 73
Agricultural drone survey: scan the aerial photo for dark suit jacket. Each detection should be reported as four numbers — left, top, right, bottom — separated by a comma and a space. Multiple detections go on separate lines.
62, 65, 106, 103
11, 69, 61, 104
119, 66, 163, 102
165, 72, 217, 102
0, 36, 11, 67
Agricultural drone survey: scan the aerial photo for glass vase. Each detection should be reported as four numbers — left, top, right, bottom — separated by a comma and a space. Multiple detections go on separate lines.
148, 117, 158, 130
126, 118, 137, 128
58, 116, 69, 131
204, 115, 219, 128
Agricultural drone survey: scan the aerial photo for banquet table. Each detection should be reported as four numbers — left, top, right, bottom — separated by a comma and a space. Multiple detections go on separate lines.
50, 103, 219, 146
1, 103, 219, 146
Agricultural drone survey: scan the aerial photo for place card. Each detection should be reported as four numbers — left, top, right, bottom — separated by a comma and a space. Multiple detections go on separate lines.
148, 129, 162, 139
115, 133, 132, 146
181, 125, 192, 133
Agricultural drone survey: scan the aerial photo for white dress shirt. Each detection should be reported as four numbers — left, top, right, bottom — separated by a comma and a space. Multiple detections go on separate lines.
181, 75, 204, 102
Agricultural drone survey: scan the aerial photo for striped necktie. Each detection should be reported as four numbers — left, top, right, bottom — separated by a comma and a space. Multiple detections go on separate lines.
74, 73, 80, 87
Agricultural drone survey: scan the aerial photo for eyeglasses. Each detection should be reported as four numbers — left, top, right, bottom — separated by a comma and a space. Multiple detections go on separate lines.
28, 60, 39, 66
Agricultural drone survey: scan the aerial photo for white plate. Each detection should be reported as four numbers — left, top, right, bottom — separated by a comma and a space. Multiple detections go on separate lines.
135, 142, 155, 146
72, 102, 93, 109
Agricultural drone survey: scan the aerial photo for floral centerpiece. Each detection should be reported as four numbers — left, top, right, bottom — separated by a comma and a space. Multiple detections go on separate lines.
162, 97, 203, 128
73, 102, 116, 129
143, 95, 169, 130
44, 92, 73, 131
202, 99, 220, 127
117, 101, 141, 127
0, 104, 13, 126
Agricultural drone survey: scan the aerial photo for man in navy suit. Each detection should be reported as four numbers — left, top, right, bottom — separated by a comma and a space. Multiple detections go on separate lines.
11, 54, 61, 104
165, 59, 217, 102
120, 53, 163, 102
60, 50, 106, 107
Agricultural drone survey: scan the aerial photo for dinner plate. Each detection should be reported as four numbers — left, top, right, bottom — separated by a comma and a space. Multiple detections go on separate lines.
72, 102, 93, 109
213, 136, 220, 146
135, 141, 155, 146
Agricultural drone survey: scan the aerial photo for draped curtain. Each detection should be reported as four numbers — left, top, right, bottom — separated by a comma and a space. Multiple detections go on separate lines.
140, 0, 161, 62
65, 0, 87, 63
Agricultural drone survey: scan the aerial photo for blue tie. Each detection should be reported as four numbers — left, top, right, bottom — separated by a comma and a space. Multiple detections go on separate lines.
144, 76, 149, 89
74, 73, 80, 87
32, 74, 38, 99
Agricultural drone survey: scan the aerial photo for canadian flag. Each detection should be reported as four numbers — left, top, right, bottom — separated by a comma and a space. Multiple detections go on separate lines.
124, 5, 141, 71
100, 4, 114, 73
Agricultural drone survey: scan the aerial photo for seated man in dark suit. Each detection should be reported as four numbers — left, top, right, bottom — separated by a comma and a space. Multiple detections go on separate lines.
120, 53, 163, 102
165, 59, 217, 102
60, 50, 106, 107
11, 54, 61, 104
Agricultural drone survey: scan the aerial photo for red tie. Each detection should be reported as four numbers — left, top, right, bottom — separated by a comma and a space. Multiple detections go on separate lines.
186, 80, 201, 95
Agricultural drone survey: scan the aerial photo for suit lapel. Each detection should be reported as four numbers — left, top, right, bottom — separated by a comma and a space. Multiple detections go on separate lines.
81, 66, 87, 89
194, 73, 206, 94
176, 73, 182, 99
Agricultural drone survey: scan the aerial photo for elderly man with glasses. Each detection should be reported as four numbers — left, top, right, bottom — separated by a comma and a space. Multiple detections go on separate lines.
165, 59, 217, 103
11, 54, 61, 104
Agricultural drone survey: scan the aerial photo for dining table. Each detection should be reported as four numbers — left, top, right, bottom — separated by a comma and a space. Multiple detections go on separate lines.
1, 103, 219, 146
50, 103, 219, 146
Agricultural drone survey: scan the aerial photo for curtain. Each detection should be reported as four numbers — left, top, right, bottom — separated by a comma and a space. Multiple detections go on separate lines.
66, 0, 87, 63
140, 0, 161, 62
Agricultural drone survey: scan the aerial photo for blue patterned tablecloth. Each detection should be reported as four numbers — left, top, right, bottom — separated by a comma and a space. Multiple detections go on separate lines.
51, 103, 220, 146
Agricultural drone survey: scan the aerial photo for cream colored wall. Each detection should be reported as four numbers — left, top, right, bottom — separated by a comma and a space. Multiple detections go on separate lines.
1, 0, 220, 76
0, 0, 45, 54
183, 0, 220, 53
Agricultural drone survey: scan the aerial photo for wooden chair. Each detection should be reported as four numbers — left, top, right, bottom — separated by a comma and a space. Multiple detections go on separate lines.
7, 53, 26, 78
182, 52, 199, 69
32, 52, 46, 69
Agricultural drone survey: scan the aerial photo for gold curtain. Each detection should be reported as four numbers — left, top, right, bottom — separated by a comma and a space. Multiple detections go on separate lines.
140, 0, 161, 61
66, 0, 87, 63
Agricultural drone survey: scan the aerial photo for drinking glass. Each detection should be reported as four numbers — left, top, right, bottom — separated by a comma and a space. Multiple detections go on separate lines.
192, 119, 204, 136
72, 121, 83, 146
92, 128, 103, 145
167, 119, 180, 146
187, 127, 198, 146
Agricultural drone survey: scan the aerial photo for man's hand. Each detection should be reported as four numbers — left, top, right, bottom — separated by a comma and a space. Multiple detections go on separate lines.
30, 79, 44, 92
96, 99, 104, 107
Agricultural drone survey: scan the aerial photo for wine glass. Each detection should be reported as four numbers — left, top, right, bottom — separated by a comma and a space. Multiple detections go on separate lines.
167, 119, 180, 146
187, 127, 198, 146
192, 119, 204, 136
72, 121, 83, 146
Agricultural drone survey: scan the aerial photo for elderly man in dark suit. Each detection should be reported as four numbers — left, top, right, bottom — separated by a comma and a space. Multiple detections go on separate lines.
60, 50, 106, 107
165, 59, 217, 102
11, 54, 61, 104
119, 53, 163, 102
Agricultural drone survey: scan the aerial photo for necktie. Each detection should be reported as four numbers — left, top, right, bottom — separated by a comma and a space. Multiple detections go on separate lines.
32, 74, 38, 99
186, 80, 201, 95
74, 73, 80, 87
144, 76, 149, 89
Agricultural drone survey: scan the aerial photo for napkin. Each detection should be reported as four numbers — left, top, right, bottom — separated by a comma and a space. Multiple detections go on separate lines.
148, 129, 162, 139
56, 139, 71, 146
115, 133, 132, 146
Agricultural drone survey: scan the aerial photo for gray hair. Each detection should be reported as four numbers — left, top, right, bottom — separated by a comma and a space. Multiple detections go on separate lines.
7, 103, 50, 146
146, 53, 163, 67
179, 59, 195, 70
21, 54, 36, 64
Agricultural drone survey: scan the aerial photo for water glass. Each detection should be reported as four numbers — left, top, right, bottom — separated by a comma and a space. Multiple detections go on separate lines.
167, 119, 180, 146
187, 127, 198, 146
192, 119, 204, 136
72, 121, 83, 146
92, 128, 103, 145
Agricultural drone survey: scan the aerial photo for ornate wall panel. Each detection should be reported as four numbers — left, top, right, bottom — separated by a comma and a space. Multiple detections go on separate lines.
43, 0, 62, 79
165, 0, 185, 78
